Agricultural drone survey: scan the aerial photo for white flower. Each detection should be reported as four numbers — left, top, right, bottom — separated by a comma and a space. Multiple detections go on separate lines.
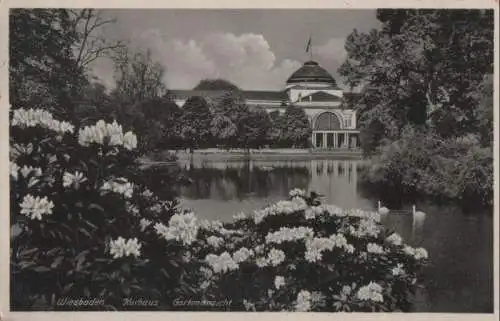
243, 299, 256, 311
142, 188, 154, 198
414, 247, 428, 260
10, 162, 19, 180
349, 219, 380, 238
255, 256, 268, 268
109, 237, 142, 259
386, 233, 403, 246
11, 108, 74, 134
11, 143, 34, 161
154, 212, 199, 245
274, 275, 285, 290
20, 165, 42, 178
19, 194, 54, 220
232, 247, 254, 263
267, 248, 286, 266
139, 218, 152, 231
253, 197, 308, 224
367, 243, 385, 254
62, 171, 86, 189
392, 263, 405, 276
100, 177, 134, 198
265, 226, 314, 244
344, 244, 355, 254
123, 131, 138, 150
295, 290, 312, 312
289, 188, 306, 198
305, 237, 335, 263
232, 211, 247, 221
356, 282, 384, 302
205, 252, 239, 273
78, 120, 137, 150
206, 235, 224, 249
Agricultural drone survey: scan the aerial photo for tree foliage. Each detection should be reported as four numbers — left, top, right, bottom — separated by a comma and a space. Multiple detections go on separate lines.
180, 96, 213, 151
340, 9, 494, 146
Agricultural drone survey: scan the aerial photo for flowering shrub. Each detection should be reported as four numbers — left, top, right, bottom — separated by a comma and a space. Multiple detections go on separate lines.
10, 107, 427, 312
193, 194, 428, 312
10, 107, 200, 310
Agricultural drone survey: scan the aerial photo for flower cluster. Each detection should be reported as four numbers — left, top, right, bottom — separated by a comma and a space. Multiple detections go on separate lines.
11, 108, 75, 134
356, 282, 384, 303
206, 235, 224, 249
265, 226, 314, 244
101, 177, 134, 198
154, 212, 199, 245
289, 188, 306, 198
274, 275, 285, 290
295, 290, 312, 311
348, 218, 381, 238
403, 246, 428, 260
367, 243, 385, 254
253, 197, 308, 224
78, 120, 137, 150
386, 233, 403, 246
232, 247, 254, 263
304, 234, 354, 263
19, 165, 43, 179
391, 263, 405, 276
256, 248, 286, 267
62, 171, 87, 189
19, 194, 54, 220
11, 143, 34, 161
109, 237, 142, 259
139, 218, 152, 231
205, 252, 239, 273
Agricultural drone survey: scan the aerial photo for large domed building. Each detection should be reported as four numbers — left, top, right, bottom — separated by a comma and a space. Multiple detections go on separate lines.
169, 60, 360, 149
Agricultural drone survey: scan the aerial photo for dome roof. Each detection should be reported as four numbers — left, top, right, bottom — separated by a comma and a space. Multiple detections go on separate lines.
286, 61, 337, 86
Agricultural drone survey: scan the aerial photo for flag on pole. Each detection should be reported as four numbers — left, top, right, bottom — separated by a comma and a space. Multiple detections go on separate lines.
305, 36, 312, 53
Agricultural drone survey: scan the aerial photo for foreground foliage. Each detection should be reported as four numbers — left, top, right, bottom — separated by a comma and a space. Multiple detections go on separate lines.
10, 108, 427, 312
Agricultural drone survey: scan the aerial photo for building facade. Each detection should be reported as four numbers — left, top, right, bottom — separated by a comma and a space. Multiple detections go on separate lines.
169, 60, 360, 149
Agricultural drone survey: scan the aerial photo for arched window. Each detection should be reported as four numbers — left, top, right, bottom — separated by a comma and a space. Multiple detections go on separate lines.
314, 112, 342, 130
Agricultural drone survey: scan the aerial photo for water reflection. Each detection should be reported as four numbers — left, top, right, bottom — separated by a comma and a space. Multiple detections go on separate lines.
174, 158, 492, 313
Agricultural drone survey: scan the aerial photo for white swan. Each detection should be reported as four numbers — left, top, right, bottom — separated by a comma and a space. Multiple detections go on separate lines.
412, 204, 426, 230
377, 200, 389, 215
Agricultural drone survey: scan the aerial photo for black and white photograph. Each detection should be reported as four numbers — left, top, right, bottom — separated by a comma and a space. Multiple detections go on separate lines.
3, 1, 498, 317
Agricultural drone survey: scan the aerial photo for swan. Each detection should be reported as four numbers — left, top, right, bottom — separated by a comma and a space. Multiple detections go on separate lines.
412, 205, 426, 219
412, 205, 426, 229
377, 200, 389, 215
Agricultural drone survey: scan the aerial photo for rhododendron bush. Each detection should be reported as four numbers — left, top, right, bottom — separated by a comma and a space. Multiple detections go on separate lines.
10, 107, 427, 312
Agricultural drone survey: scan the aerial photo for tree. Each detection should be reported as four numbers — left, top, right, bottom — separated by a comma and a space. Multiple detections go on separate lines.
280, 105, 312, 148
339, 9, 494, 150
9, 9, 85, 120
70, 9, 125, 72
194, 79, 241, 91
179, 96, 213, 152
236, 107, 272, 150
112, 47, 168, 103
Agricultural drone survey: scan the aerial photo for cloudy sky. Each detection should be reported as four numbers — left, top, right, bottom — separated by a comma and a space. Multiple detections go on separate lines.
91, 9, 381, 91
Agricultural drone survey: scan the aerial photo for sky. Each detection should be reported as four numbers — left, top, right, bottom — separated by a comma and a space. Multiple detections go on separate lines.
91, 9, 381, 91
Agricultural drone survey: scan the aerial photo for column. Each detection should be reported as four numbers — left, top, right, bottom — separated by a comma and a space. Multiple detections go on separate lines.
344, 132, 349, 149
333, 132, 337, 148
323, 132, 327, 148
312, 132, 316, 148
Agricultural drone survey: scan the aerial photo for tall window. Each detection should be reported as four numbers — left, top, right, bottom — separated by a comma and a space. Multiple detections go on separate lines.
314, 112, 341, 131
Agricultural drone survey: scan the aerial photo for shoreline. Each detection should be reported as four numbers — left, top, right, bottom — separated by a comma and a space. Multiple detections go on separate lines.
145, 148, 364, 163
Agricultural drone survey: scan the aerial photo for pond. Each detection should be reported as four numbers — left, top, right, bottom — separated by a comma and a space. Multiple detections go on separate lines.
176, 158, 494, 313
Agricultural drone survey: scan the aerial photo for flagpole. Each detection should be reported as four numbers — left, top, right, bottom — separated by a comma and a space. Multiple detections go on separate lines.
310, 34, 313, 61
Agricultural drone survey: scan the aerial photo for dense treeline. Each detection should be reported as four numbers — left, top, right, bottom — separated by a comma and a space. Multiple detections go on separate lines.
340, 9, 494, 208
